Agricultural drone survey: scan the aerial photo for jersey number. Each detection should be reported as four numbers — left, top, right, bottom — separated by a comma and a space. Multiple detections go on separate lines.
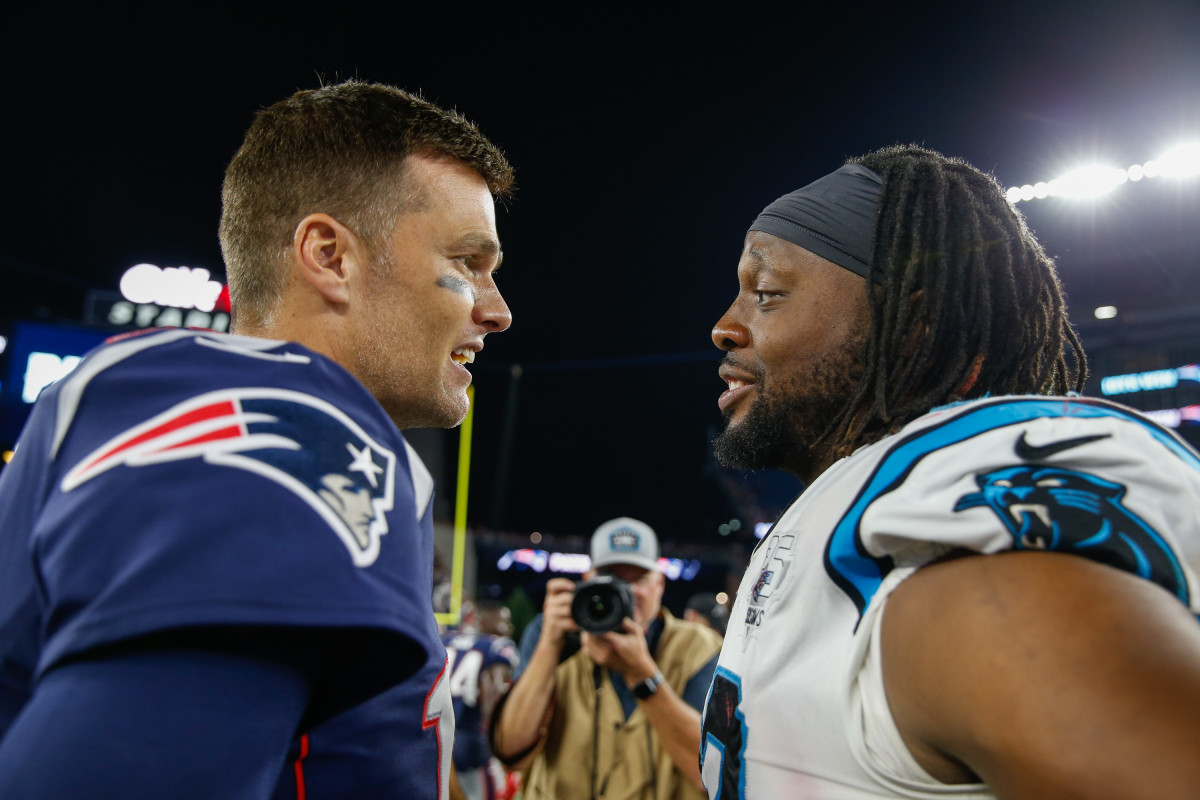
444, 646, 484, 706
701, 668, 748, 800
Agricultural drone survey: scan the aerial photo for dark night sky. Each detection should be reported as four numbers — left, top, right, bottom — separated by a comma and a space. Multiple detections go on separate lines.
3, 2, 1199, 546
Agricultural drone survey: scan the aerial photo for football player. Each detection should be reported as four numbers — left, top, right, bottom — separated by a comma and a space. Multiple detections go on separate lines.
0, 81, 514, 800
701, 145, 1200, 799
443, 601, 520, 800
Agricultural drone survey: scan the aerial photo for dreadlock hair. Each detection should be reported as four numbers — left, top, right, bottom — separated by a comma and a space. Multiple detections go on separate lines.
826, 144, 1087, 457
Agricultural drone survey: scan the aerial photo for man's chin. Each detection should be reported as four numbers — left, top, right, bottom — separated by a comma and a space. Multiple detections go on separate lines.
386, 393, 468, 431
713, 418, 786, 472
440, 396, 470, 429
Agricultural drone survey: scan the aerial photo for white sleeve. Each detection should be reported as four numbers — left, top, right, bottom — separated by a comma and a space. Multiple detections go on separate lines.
855, 402, 1200, 615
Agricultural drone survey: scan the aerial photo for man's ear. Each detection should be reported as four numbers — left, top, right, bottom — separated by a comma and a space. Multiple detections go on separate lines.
292, 213, 360, 305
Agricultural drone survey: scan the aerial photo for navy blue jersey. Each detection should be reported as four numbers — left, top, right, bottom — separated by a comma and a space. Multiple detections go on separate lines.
0, 330, 449, 798
442, 631, 519, 770
273, 653, 454, 800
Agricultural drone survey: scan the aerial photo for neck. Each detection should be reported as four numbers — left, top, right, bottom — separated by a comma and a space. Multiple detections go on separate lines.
233, 302, 345, 370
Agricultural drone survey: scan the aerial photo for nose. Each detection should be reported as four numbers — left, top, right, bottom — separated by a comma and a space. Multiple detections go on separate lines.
475, 281, 512, 333
712, 305, 749, 352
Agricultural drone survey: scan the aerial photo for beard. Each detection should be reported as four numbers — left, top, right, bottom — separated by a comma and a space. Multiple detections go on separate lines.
351, 251, 469, 431
713, 338, 866, 479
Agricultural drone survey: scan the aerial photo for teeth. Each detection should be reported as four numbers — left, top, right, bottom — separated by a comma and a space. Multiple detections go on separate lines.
451, 348, 475, 365
1009, 503, 1051, 529
727, 379, 745, 390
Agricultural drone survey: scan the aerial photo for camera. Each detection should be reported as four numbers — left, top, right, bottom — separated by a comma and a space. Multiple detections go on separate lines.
570, 575, 635, 634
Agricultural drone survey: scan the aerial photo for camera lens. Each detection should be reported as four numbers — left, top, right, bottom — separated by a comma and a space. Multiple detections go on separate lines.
570, 576, 634, 634
587, 592, 613, 617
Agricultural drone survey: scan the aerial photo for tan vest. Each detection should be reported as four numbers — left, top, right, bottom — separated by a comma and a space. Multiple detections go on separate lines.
522, 610, 722, 800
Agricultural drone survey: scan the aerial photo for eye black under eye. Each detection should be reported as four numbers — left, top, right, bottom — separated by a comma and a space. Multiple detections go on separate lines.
437, 275, 473, 296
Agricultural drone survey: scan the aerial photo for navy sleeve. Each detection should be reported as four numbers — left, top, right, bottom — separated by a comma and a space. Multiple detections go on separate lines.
0, 643, 311, 799
27, 334, 438, 723
682, 653, 719, 711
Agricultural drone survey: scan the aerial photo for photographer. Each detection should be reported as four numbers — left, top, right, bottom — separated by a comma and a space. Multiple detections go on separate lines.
490, 518, 721, 800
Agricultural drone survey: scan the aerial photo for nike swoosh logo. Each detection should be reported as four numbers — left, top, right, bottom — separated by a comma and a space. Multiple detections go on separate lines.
1014, 432, 1111, 461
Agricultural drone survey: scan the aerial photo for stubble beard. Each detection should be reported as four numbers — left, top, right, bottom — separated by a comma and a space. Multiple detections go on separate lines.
713, 343, 865, 479
355, 328, 468, 430
353, 252, 468, 431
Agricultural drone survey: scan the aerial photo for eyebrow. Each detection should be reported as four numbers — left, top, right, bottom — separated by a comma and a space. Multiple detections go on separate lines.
745, 244, 772, 267
740, 244, 773, 281
452, 232, 504, 271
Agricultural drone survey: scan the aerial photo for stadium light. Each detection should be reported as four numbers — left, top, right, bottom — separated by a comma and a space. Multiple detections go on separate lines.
1155, 142, 1200, 178
1007, 139, 1199, 203
1094, 305, 1118, 319
1050, 165, 1127, 199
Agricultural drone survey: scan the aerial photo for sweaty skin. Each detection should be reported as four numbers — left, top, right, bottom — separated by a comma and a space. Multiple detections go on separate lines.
882, 551, 1200, 798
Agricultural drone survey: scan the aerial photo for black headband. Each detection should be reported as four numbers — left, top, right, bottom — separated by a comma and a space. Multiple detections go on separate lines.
748, 163, 884, 282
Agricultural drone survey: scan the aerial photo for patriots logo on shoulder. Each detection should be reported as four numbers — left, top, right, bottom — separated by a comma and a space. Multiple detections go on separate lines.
494, 640, 520, 666
954, 465, 1190, 604
62, 388, 402, 568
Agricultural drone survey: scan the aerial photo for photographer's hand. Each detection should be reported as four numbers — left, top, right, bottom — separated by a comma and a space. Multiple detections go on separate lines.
539, 578, 580, 651
592, 618, 706, 791
582, 618, 658, 683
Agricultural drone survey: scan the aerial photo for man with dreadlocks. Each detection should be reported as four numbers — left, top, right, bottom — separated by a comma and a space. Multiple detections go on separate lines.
699, 144, 1200, 799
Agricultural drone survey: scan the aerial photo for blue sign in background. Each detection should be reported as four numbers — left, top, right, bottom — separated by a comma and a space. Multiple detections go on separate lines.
1, 321, 110, 446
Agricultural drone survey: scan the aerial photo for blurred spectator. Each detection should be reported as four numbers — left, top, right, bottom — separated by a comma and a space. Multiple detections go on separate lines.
684, 592, 729, 636
443, 601, 520, 800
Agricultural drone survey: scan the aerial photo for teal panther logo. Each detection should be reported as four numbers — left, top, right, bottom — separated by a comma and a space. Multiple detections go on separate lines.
954, 465, 1188, 604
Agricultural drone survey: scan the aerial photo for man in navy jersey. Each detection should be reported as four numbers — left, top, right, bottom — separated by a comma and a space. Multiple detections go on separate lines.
443, 601, 520, 800
0, 81, 514, 800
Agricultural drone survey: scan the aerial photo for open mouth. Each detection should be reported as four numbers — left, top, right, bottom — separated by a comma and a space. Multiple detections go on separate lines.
451, 348, 476, 366
1009, 503, 1051, 528
718, 374, 756, 412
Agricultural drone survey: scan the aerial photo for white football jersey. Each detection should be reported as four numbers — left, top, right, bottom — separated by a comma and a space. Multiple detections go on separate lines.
701, 396, 1200, 799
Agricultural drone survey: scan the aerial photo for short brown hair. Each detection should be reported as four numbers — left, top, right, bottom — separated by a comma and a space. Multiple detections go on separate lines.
219, 80, 514, 327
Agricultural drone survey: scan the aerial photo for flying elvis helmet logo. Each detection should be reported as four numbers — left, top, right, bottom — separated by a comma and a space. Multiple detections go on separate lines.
953, 433, 1189, 604
62, 388, 398, 567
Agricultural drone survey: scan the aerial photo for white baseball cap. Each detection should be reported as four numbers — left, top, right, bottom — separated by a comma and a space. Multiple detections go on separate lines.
590, 517, 660, 573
